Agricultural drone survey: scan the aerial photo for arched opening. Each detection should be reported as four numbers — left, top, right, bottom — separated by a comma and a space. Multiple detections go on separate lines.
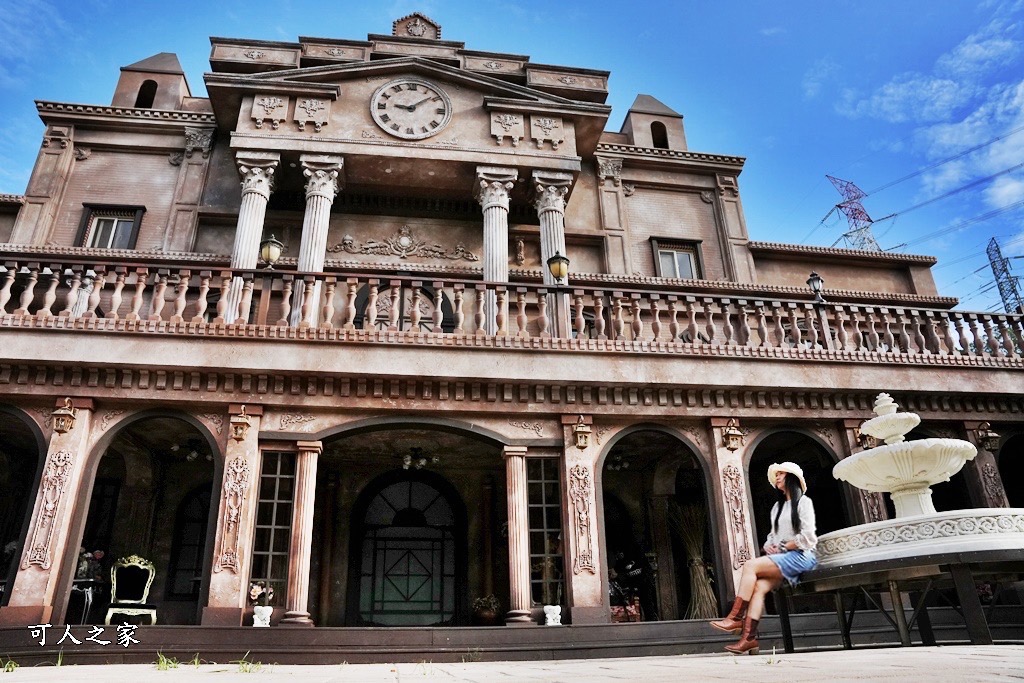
996, 433, 1024, 508
601, 429, 716, 622
134, 80, 158, 109
0, 408, 45, 604
650, 121, 669, 149
74, 416, 216, 625
310, 425, 507, 626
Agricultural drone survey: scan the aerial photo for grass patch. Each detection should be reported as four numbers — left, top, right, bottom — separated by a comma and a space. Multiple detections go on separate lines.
155, 652, 180, 670
231, 652, 264, 673
1, 658, 18, 673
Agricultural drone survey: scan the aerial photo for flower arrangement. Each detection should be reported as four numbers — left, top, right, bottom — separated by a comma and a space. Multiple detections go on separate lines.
472, 594, 500, 613
249, 580, 275, 607
76, 549, 105, 581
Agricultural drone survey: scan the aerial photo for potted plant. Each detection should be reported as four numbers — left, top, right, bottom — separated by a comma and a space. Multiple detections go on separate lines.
471, 594, 502, 626
249, 581, 275, 627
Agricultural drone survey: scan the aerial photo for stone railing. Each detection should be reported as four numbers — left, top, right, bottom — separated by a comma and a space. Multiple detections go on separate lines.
0, 258, 1021, 362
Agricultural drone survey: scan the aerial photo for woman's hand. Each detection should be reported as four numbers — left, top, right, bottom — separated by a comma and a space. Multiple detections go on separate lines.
764, 544, 780, 555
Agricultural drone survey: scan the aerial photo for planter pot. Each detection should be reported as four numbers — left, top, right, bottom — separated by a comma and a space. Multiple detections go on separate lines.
471, 609, 502, 626
253, 605, 273, 627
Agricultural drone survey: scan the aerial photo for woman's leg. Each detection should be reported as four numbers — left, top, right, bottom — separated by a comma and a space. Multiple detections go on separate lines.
736, 557, 780, 601
748, 576, 781, 621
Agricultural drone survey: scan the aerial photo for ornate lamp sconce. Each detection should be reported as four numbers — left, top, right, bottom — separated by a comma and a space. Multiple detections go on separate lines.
807, 271, 826, 304
230, 405, 252, 442
722, 418, 744, 452
974, 421, 1001, 452
546, 251, 569, 287
259, 234, 284, 269
855, 428, 878, 450
573, 415, 592, 450
51, 398, 77, 434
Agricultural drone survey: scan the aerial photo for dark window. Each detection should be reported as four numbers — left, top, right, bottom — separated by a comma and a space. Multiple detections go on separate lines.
250, 451, 295, 602
135, 80, 158, 109
166, 485, 211, 599
527, 458, 564, 606
651, 239, 703, 280
651, 121, 669, 149
75, 204, 145, 250
81, 478, 121, 552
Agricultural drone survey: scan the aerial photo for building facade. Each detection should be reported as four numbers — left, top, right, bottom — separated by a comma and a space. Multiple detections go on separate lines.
0, 14, 1022, 633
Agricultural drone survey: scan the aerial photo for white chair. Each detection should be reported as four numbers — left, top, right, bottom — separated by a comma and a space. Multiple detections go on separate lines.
104, 554, 157, 625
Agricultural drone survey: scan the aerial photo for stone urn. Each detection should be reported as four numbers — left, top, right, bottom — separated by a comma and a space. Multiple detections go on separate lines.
253, 605, 273, 627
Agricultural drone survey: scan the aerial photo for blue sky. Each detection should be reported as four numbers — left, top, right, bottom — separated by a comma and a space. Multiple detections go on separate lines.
1, 1, 1022, 310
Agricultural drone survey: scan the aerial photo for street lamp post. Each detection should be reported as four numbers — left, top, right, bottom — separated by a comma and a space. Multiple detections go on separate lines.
807, 270, 834, 351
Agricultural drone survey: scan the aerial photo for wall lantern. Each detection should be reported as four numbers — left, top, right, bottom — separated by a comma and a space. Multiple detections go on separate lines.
856, 428, 878, 450
974, 421, 1001, 452
807, 271, 826, 304
573, 415, 592, 450
51, 397, 77, 435
722, 418, 744, 452
259, 234, 284, 269
230, 405, 252, 442
546, 251, 570, 286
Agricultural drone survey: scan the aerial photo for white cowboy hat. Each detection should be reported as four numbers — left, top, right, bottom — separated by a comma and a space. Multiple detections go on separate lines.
767, 461, 807, 492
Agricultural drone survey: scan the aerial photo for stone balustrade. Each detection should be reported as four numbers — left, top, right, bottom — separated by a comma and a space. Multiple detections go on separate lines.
0, 258, 1021, 362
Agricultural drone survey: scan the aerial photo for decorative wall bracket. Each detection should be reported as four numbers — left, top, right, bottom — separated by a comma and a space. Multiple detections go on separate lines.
530, 115, 564, 150
294, 98, 330, 133
491, 113, 524, 147
251, 94, 289, 130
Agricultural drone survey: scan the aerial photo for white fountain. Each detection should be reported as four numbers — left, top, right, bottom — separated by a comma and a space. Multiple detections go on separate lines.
817, 393, 1024, 567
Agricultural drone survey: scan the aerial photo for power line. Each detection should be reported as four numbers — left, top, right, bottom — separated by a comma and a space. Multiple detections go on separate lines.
872, 161, 1024, 223
887, 198, 1024, 251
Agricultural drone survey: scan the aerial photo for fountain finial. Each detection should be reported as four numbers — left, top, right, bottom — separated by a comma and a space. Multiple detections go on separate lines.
873, 393, 898, 416
861, 392, 918, 445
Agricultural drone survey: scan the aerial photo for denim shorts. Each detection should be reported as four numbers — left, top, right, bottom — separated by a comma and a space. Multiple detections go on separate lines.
767, 549, 818, 586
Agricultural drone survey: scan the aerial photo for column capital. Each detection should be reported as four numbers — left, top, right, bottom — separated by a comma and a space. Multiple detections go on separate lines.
235, 151, 280, 199
296, 440, 323, 456
299, 154, 345, 199
503, 445, 528, 459
532, 170, 572, 213
475, 166, 518, 211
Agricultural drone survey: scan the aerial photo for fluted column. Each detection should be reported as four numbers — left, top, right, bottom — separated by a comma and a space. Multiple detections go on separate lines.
533, 171, 573, 337
291, 155, 344, 327
282, 440, 321, 626
504, 445, 533, 624
475, 166, 517, 334
226, 151, 279, 323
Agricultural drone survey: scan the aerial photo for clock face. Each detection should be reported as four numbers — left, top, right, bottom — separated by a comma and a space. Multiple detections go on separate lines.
370, 78, 453, 140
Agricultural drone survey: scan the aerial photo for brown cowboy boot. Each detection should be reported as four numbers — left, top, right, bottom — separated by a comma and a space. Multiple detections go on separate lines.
724, 616, 760, 655
710, 597, 747, 633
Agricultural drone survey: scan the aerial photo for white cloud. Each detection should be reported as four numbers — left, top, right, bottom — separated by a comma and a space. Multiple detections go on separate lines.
802, 57, 838, 99
984, 175, 1024, 206
838, 74, 977, 123
936, 19, 1020, 77
760, 26, 785, 37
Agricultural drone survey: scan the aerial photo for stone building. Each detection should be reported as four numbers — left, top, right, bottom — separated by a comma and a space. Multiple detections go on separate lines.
0, 13, 1021, 643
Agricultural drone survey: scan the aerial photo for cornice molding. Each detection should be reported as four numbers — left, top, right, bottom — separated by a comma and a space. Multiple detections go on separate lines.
748, 241, 938, 265
595, 142, 745, 167
0, 194, 25, 205
36, 101, 217, 124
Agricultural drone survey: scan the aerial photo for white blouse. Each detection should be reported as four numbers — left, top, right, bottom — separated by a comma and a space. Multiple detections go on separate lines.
763, 495, 818, 552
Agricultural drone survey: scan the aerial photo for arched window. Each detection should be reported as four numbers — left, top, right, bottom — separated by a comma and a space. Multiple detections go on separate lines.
651, 121, 669, 149
134, 80, 158, 109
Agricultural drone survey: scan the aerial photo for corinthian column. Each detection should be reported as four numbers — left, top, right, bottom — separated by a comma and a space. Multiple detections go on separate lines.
504, 445, 534, 624
282, 440, 321, 626
474, 166, 517, 334
533, 171, 573, 337
291, 155, 344, 326
226, 151, 279, 323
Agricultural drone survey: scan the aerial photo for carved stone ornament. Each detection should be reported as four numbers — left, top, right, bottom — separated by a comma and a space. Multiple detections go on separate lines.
700, 190, 715, 204
326, 48, 347, 57
981, 462, 1007, 505
99, 409, 125, 432
200, 413, 224, 435
294, 98, 329, 133
533, 181, 568, 214
42, 125, 71, 149
252, 95, 288, 130
862, 491, 884, 523
530, 115, 564, 150
491, 113, 524, 147
622, 183, 636, 197
243, 49, 266, 60
509, 419, 543, 437
569, 464, 597, 575
73, 147, 91, 161
722, 464, 752, 569
717, 174, 739, 198
22, 450, 74, 570
680, 424, 704, 447
329, 225, 479, 262
558, 76, 578, 85
214, 456, 251, 573
483, 60, 503, 70
280, 413, 315, 429
236, 154, 278, 199
361, 130, 382, 139
184, 127, 214, 158
515, 238, 526, 266
393, 13, 440, 40
475, 168, 517, 211
597, 157, 622, 186
302, 166, 340, 200
168, 152, 184, 166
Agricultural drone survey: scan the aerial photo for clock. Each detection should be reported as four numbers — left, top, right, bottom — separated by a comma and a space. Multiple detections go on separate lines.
370, 78, 452, 140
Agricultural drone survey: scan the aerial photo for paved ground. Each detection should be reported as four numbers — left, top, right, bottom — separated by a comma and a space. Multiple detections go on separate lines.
1, 645, 1023, 682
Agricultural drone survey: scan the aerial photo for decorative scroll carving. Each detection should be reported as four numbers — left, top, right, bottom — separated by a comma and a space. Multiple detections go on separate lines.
326, 48, 347, 57
214, 456, 250, 573
700, 190, 714, 204
622, 183, 635, 196
594, 426, 609, 445
981, 462, 1007, 505
533, 180, 568, 214
243, 49, 265, 59
508, 419, 543, 437
530, 115, 563, 150
99, 410, 125, 432
569, 464, 597, 575
236, 153, 278, 199
680, 425, 704, 447
558, 76, 578, 85
252, 95, 287, 130
200, 413, 224, 435
597, 157, 622, 186
393, 12, 440, 40
722, 464, 752, 569
34, 407, 53, 430
184, 127, 214, 158
483, 60, 503, 70
22, 450, 74, 569
361, 130, 382, 139
329, 226, 478, 262
168, 152, 184, 166
475, 168, 517, 211
862, 491, 884, 523
280, 413, 315, 429
491, 113, 524, 147
812, 424, 836, 448
295, 98, 328, 133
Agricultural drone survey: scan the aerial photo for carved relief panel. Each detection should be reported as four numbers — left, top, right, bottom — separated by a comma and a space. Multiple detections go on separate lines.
491, 113, 524, 147
530, 115, 564, 150
251, 94, 290, 130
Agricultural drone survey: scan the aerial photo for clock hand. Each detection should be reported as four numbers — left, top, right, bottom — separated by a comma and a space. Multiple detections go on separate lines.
404, 96, 435, 112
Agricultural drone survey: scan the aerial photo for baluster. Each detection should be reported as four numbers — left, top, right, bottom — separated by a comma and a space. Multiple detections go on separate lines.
296, 275, 314, 328
107, 267, 127, 319
321, 277, 339, 329
574, 292, 586, 339
515, 288, 528, 337
941, 312, 961, 355
970, 314, 987, 355
630, 295, 643, 341
787, 303, 801, 348
721, 298, 734, 345
389, 281, 401, 331
0, 262, 17, 315
612, 293, 625, 340
168, 270, 190, 323
877, 308, 895, 352
737, 300, 752, 347
771, 301, 786, 347
924, 311, 943, 354
147, 270, 167, 321
685, 298, 699, 343
983, 315, 1001, 355
593, 292, 606, 340
864, 308, 879, 351
893, 309, 910, 353
834, 306, 849, 351
432, 282, 445, 334
474, 285, 486, 336
126, 268, 149, 321
452, 285, 465, 336
364, 280, 380, 330
650, 296, 661, 342
668, 296, 680, 342
13, 263, 39, 316
236, 275, 255, 325
998, 316, 1020, 356
956, 314, 974, 355
38, 266, 60, 318
909, 310, 927, 354
212, 271, 231, 324
409, 282, 423, 332
845, 307, 861, 350
754, 301, 768, 347
804, 305, 818, 348
276, 276, 294, 326
342, 278, 358, 329
703, 299, 718, 345
190, 271, 211, 324
84, 268, 106, 319
495, 286, 507, 336
537, 289, 550, 338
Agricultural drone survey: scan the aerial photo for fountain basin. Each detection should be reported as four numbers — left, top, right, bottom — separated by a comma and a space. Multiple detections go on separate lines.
833, 438, 977, 517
